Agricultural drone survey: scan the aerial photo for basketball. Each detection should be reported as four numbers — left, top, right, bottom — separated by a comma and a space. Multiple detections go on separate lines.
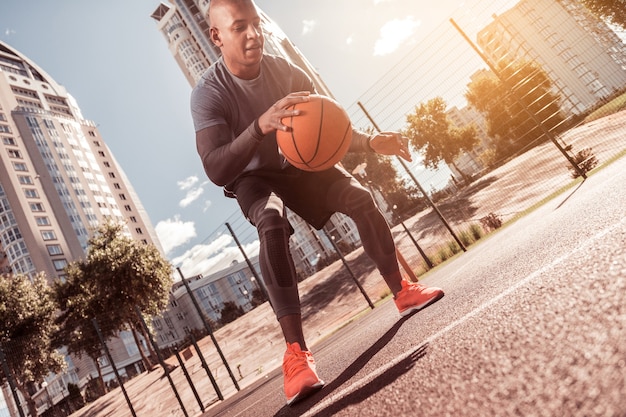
276, 94, 352, 172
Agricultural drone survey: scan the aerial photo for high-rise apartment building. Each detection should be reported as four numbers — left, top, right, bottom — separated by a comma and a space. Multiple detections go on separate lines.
0, 41, 163, 280
0, 41, 164, 414
477, 0, 626, 116
149, 0, 363, 281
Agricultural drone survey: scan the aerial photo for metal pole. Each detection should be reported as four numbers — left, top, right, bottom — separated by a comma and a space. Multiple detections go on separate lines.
176, 267, 240, 391
174, 348, 205, 413
134, 307, 189, 417
449, 18, 586, 179
357, 101, 467, 251
323, 229, 375, 310
225, 222, 270, 304
400, 221, 434, 269
0, 345, 26, 417
190, 333, 224, 401
91, 318, 137, 417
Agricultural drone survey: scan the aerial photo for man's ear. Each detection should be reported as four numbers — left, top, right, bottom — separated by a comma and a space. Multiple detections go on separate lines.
210, 27, 222, 47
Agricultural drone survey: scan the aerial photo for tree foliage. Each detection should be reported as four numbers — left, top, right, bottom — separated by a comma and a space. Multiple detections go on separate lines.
465, 61, 565, 160
403, 96, 479, 182
54, 222, 173, 376
0, 273, 65, 416
342, 146, 424, 219
579, 0, 626, 28
219, 301, 244, 325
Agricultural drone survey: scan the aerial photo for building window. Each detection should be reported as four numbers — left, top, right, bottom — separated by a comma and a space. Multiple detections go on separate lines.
108, 172, 116, 178
47, 244, 63, 255
98, 151, 105, 157
13, 162, 28, 171
36, 216, 51, 226
7, 149, 21, 158
41, 230, 56, 240
135, 228, 143, 234
113, 183, 121, 189
53, 259, 68, 271
30, 203, 44, 212
24, 189, 38, 198
2, 137, 16, 146
119, 193, 126, 200
18, 175, 33, 185
124, 205, 132, 211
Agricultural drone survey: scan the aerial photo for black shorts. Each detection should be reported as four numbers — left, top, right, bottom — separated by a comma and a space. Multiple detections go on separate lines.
231, 165, 353, 229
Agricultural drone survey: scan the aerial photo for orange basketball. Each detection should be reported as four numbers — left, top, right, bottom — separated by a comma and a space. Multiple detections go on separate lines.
276, 94, 352, 172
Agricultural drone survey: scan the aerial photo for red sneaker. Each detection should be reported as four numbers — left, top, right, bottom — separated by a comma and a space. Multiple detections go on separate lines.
394, 279, 444, 317
283, 342, 325, 405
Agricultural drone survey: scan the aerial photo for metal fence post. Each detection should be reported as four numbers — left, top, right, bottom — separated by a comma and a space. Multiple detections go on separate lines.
134, 307, 189, 417
176, 267, 240, 391
323, 229, 375, 310
91, 318, 137, 417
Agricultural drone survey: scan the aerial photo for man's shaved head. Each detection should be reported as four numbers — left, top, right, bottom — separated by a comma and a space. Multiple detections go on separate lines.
207, 0, 264, 79
208, 0, 255, 28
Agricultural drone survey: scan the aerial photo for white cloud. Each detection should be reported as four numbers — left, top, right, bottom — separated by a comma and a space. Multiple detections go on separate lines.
302, 19, 316, 35
179, 187, 204, 208
172, 235, 261, 279
374, 16, 421, 56
4, 28, 16, 36
177, 175, 199, 191
155, 215, 197, 255
202, 200, 213, 212
346, 34, 354, 46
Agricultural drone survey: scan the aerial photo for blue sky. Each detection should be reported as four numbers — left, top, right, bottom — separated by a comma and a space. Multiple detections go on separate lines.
0, 0, 520, 276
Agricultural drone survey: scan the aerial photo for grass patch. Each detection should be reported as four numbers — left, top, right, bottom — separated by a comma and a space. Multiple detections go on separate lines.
584, 92, 626, 123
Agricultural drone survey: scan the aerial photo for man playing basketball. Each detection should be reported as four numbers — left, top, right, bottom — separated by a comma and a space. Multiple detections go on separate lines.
191, 0, 444, 405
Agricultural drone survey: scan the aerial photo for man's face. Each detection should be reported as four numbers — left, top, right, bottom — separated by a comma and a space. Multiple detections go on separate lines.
209, 1, 264, 79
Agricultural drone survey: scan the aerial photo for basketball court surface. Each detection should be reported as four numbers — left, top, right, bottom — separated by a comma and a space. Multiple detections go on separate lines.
204, 155, 626, 416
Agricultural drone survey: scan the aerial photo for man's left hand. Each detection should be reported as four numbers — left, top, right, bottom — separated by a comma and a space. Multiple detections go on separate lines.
369, 132, 412, 162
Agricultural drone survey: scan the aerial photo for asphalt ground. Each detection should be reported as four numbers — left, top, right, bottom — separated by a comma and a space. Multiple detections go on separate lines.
203, 155, 626, 417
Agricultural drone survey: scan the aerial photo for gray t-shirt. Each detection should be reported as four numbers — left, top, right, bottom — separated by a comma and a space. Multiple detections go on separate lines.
191, 54, 315, 175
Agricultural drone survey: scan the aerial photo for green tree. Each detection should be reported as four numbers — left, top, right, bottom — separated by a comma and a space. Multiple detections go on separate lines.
53, 261, 110, 393
55, 222, 173, 378
219, 301, 244, 325
403, 97, 479, 183
0, 273, 65, 416
580, 0, 626, 28
465, 61, 565, 160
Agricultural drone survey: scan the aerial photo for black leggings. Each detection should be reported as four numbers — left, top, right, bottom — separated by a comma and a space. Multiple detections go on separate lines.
247, 175, 398, 319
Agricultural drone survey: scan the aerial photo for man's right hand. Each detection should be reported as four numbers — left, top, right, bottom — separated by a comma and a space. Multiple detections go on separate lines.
257, 91, 311, 135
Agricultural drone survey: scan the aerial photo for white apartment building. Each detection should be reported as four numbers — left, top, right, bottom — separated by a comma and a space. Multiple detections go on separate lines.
0, 41, 164, 416
477, 0, 626, 116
